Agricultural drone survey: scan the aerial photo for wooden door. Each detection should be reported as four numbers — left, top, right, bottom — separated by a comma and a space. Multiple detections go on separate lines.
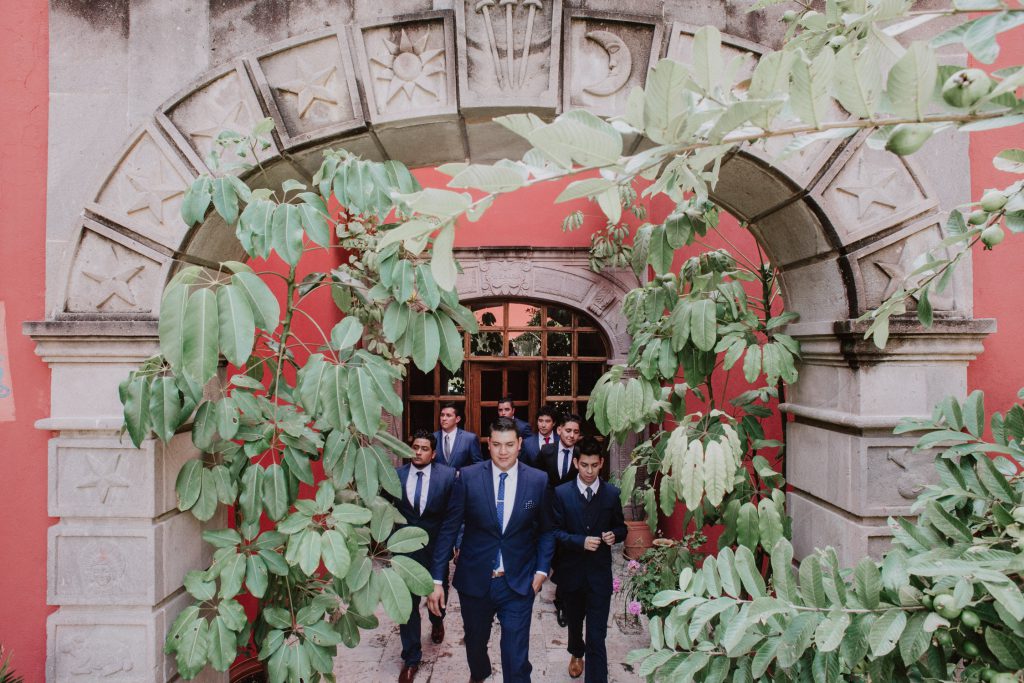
468, 361, 540, 446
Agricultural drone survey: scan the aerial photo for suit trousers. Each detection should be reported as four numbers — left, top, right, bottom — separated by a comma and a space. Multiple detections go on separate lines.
563, 585, 612, 683
459, 576, 536, 682
399, 563, 448, 666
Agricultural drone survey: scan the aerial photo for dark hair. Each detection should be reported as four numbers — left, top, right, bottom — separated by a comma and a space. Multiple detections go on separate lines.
489, 416, 519, 437
411, 429, 437, 449
440, 401, 463, 419
497, 395, 515, 407
576, 436, 603, 458
558, 412, 583, 429
537, 405, 557, 420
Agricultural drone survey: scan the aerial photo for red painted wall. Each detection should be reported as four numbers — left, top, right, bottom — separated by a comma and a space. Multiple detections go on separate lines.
0, 1, 52, 680
0, 6, 1022, 678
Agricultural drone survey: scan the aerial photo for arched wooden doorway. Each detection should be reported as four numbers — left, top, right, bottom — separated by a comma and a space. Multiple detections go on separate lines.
404, 300, 611, 442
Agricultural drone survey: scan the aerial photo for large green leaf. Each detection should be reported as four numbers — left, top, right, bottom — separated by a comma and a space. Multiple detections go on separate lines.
376, 567, 413, 623
319, 365, 350, 431
814, 611, 851, 653
854, 557, 881, 610
176, 459, 204, 511
320, 529, 351, 577
216, 285, 256, 366
527, 110, 623, 168
391, 554, 435, 596
192, 467, 219, 521
211, 177, 239, 225
868, 609, 906, 657
790, 48, 834, 127
736, 502, 759, 552
409, 311, 441, 372
756, 497, 784, 551
207, 616, 237, 672
691, 26, 723, 95
262, 463, 289, 521
245, 553, 269, 598
348, 366, 382, 437
272, 203, 304, 266
833, 44, 882, 118
431, 223, 458, 292
232, 271, 280, 333
120, 376, 151, 447
387, 526, 429, 554
886, 42, 937, 120
149, 376, 182, 443
354, 446, 381, 502
183, 288, 220, 383
644, 59, 690, 143
689, 299, 717, 351
159, 284, 190, 370
175, 616, 210, 679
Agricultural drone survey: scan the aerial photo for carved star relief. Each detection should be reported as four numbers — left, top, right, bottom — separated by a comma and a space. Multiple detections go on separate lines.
76, 453, 131, 504
124, 166, 183, 223
188, 100, 250, 149
873, 241, 955, 308
277, 59, 340, 119
836, 158, 898, 219
82, 244, 145, 309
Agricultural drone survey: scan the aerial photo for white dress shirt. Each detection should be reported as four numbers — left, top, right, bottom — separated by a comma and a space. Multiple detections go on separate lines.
577, 476, 600, 499
405, 463, 432, 514
557, 442, 574, 478
493, 463, 517, 574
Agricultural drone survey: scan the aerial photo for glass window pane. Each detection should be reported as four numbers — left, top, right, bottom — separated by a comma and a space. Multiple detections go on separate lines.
480, 369, 503, 401
509, 330, 541, 357
479, 406, 499, 435
508, 303, 542, 327
550, 400, 572, 420
408, 401, 436, 434
473, 304, 503, 327
577, 362, 605, 397
577, 332, 606, 357
441, 365, 465, 395
408, 366, 434, 395
471, 330, 504, 356
546, 306, 571, 328
547, 331, 571, 357
576, 313, 598, 329
507, 369, 529, 404
547, 362, 571, 397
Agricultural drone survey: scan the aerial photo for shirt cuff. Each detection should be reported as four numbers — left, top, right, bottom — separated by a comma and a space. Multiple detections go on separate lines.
535, 571, 548, 577
433, 579, 443, 585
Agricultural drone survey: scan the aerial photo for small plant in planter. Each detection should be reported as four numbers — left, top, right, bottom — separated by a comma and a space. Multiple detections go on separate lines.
622, 534, 706, 621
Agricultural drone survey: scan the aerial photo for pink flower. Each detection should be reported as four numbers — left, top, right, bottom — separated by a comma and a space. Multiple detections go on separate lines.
628, 600, 642, 616
612, 577, 622, 593
627, 560, 641, 573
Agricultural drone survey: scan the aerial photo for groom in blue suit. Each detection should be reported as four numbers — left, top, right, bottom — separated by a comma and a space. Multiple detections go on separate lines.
434, 402, 483, 470
429, 417, 555, 683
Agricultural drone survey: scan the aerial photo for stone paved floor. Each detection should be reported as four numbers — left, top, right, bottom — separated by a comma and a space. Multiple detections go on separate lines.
333, 554, 649, 682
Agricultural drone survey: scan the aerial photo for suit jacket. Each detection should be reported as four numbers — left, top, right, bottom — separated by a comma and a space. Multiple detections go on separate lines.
433, 461, 555, 598
535, 442, 580, 489
512, 416, 534, 440
550, 479, 627, 594
520, 433, 553, 467
433, 428, 483, 470
387, 463, 458, 573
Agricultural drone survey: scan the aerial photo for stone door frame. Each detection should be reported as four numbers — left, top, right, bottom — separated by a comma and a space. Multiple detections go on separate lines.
31, 7, 992, 681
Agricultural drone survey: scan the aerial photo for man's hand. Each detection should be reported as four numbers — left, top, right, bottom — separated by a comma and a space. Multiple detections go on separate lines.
453, 548, 460, 564
601, 531, 616, 546
532, 572, 547, 594
584, 536, 601, 551
427, 584, 446, 617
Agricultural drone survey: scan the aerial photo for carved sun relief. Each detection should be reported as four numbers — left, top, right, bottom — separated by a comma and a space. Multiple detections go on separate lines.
371, 29, 445, 104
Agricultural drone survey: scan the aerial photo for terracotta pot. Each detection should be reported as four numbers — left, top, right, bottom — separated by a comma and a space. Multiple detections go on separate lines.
230, 657, 267, 683
623, 520, 655, 560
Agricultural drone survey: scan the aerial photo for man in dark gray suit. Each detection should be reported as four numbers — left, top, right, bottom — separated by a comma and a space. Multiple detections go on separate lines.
497, 395, 533, 441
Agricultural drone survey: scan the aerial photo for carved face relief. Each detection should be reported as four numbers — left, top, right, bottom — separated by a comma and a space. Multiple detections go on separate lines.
81, 541, 128, 593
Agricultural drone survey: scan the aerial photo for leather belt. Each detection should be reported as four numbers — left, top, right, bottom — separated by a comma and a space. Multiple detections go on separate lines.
491, 570, 505, 578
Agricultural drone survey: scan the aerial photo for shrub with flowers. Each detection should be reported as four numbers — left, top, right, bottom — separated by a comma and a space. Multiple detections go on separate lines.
620, 533, 705, 620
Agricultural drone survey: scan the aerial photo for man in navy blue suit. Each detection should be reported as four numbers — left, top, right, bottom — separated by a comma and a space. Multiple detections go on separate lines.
387, 430, 459, 683
550, 437, 627, 682
428, 417, 555, 683
434, 402, 483, 470
497, 396, 534, 440
520, 405, 557, 467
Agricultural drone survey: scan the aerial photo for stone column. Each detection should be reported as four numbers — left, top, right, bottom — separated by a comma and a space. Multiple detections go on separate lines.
782, 318, 994, 566
26, 320, 224, 683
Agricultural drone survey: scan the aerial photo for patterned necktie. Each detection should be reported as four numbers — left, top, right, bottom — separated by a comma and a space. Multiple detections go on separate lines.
586, 486, 593, 503
494, 472, 508, 570
413, 471, 424, 514
561, 449, 570, 477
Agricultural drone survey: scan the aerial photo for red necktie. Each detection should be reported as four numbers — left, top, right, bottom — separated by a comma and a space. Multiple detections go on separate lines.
544, 435, 551, 445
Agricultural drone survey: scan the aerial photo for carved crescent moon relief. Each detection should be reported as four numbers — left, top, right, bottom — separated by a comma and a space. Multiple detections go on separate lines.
582, 30, 632, 97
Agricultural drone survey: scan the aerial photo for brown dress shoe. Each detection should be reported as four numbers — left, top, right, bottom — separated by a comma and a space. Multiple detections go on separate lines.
398, 664, 418, 683
431, 621, 445, 644
569, 656, 584, 678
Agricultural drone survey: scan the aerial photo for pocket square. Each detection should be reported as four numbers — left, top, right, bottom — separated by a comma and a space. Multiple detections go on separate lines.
524, 499, 536, 510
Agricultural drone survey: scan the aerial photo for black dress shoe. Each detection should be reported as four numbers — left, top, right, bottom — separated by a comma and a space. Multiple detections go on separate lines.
556, 606, 567, 628
431, 621, 445, 644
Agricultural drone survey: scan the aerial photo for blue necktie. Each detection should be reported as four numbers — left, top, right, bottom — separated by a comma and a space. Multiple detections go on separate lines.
413, 471, 424, 515
494, 472, 508, 570
561, 449, 570, 477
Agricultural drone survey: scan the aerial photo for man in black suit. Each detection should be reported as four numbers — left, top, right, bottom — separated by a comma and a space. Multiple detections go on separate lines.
533, 412, 582, 626
497, 395, 533, 440
550, 437, 627, 681
387, 429, 459, 683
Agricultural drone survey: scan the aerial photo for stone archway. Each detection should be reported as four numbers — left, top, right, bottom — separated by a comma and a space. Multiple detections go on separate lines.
31, 5, 993, 680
